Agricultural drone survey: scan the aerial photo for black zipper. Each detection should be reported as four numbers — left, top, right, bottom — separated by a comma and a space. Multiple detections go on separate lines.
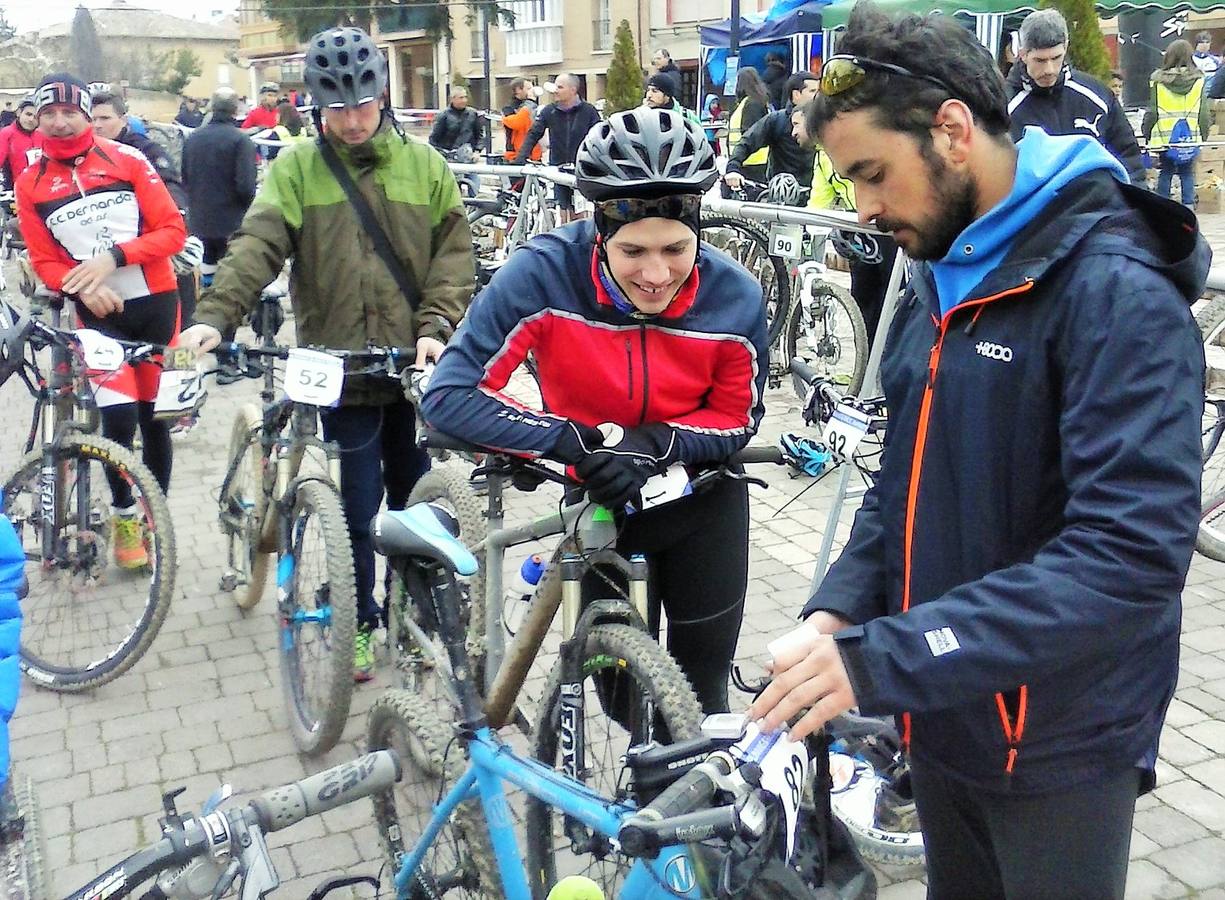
625, 338, 634, 401
638, 325, 650, 424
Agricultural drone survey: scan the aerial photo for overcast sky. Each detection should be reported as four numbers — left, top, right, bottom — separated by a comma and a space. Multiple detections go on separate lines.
7, 0, 239, 34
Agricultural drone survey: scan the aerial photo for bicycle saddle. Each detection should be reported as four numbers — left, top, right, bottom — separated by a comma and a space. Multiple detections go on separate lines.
371, 504, 478, 576
464, 197, 503, 216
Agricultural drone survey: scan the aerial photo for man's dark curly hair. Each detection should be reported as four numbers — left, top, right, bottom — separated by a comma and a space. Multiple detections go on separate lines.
806, 2, 1010, 146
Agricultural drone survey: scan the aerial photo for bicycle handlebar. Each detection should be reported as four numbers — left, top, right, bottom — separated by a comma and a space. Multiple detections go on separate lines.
65, 750, 401, 900
250, 749, 402, 833
618, 751, 772, 858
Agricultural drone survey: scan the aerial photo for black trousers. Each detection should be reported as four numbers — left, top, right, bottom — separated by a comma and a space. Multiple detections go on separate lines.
848, 234, 899, 353
910, 757, 1141, 900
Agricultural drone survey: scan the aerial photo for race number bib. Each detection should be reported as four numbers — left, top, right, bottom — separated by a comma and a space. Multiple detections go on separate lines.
731, 721, 810, 860
768, 224, 803, 260
75, 329, 125, 372
154, 348, 205, 418
823, 402, 871, 461
283, 348, 344, 407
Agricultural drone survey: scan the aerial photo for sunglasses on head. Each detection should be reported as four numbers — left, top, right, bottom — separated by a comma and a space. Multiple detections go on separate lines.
596, 194, 703, 224
820, 55, 954, 97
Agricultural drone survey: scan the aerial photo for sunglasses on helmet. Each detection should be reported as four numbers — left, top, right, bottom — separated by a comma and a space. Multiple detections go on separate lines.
595, 194, 703, 224
819, 55, 954, 98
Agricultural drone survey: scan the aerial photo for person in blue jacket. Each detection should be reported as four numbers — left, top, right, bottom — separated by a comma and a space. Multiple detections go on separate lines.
0, 514, 23, 798
750, 4, 1208, 899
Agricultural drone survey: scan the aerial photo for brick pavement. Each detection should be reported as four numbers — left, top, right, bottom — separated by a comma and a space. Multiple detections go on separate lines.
4, 216, 1225, 898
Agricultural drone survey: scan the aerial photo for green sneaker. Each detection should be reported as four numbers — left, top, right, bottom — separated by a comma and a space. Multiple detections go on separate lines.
354, 625, 375, 683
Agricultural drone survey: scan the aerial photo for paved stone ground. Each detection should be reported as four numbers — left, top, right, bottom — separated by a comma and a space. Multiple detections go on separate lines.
5, 216, 1225, 899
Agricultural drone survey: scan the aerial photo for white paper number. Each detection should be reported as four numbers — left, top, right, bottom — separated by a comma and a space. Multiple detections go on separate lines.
731, 721, 810, 860
154, 366, 204, 416
75, 329, 125, 372
768, 224, 803, 260
823, 402, 871, 461
283, 349, 344, 408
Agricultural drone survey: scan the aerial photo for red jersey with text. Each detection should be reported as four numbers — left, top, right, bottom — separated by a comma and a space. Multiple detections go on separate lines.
15, 137, 186, 300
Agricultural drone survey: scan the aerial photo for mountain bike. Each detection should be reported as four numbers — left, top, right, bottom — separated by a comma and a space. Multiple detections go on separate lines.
0, 294, 177, 691
63, 751, 402, 900
213, 289, 416, 755
375, 437, 791, 894
364, 499, 876, 899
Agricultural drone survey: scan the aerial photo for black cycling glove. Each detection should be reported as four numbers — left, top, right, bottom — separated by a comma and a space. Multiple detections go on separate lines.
548, 420, 605, 466
574, 423, 680, 510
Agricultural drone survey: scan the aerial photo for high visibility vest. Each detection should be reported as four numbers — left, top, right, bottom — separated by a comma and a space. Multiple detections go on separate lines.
728, 98, 769, 166
1150, 78, 1204, 150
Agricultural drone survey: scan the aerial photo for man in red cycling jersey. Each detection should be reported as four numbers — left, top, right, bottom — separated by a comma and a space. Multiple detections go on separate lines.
15, 74, 186, 569
423, 108, 769, 717
0, 97, 41, 191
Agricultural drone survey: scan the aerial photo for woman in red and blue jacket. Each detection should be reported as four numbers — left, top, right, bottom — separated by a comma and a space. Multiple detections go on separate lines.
423, 109, 768, 715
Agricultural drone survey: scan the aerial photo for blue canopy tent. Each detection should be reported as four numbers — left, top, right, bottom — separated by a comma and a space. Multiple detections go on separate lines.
699, 0, 832, 101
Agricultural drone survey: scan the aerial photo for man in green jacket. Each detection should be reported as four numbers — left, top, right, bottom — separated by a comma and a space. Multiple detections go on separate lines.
179, 27, 475, 681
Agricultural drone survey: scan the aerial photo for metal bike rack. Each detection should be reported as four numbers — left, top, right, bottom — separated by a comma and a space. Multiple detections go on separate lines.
698, 198, 908, 590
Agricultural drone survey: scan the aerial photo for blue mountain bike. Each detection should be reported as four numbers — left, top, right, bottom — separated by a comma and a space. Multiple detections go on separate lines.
364, 499, 878, 900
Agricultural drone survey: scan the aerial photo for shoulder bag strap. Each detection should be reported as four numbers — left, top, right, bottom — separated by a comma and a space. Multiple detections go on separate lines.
317, 137, 422, 311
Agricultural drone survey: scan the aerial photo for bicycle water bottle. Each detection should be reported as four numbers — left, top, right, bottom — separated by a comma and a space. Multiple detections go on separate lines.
502, 553, 545, 637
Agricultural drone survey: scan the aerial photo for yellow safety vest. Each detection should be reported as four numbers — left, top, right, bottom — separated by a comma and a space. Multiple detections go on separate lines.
808, 147, 856, 211
1150, 79, 1204, 150
728, 98, 769, 166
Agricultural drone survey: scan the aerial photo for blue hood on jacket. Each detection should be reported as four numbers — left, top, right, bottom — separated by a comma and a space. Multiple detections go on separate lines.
932, 127, 1128, 314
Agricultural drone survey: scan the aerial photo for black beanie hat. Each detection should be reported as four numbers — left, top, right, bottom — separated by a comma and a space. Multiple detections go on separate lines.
34, 73, 92, 118
646, 72, 678, 102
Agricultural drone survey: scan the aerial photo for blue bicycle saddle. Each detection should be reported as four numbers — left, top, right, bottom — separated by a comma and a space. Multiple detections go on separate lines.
371, 504, 479, 576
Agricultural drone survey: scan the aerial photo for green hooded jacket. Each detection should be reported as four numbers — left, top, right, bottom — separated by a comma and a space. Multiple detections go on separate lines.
193, 121, 474, 404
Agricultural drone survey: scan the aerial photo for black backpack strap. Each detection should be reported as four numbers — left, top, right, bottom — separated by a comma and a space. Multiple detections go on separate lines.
317, 137, 422, 311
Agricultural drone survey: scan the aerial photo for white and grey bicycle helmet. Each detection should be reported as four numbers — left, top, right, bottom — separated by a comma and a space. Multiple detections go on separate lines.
766, 172, 805, 207
575, 108, 718, 203
304, 27, 388, 109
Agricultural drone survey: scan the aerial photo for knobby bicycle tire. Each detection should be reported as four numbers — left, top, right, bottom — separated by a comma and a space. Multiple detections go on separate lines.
524, 623, 705, 898
2, 434, 175, 691
785, 279, 869, 398
279, 479, 357, 755
701, 216, 791, 346
366, 689, 501, 898
396, 465, 488, 702
221, 404, 271, 610
2, 775, 49, 900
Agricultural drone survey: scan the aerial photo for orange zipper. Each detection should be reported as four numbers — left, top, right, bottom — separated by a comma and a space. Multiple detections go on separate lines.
899, 279, 1035, 757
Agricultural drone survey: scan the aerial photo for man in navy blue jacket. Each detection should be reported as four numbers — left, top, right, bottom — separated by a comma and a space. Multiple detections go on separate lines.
750, 4, 1208, 898
511, 73, 600, 223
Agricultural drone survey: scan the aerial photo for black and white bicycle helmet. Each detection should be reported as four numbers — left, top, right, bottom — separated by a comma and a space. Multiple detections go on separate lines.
304, 27, 388, 109
575, 107, 718, 202
831, 229, 883, 264
0, 299, 31, 389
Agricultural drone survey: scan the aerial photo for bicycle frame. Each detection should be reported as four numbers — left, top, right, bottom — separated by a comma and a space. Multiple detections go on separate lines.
393, 728, 708, 900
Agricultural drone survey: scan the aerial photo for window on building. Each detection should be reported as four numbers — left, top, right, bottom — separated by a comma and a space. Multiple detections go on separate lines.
470, 20, 484, 60
592, 0, 611, 51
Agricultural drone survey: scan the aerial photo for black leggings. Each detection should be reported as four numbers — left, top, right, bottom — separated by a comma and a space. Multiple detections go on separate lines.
586, 475, 749, 715
77, 294, 178, 508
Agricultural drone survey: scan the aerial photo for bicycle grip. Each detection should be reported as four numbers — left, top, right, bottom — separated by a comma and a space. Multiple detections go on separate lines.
637, 752, 735, 823
789, 357, 821, 386
731, 445, 784, 465
249, 750, 401, 833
